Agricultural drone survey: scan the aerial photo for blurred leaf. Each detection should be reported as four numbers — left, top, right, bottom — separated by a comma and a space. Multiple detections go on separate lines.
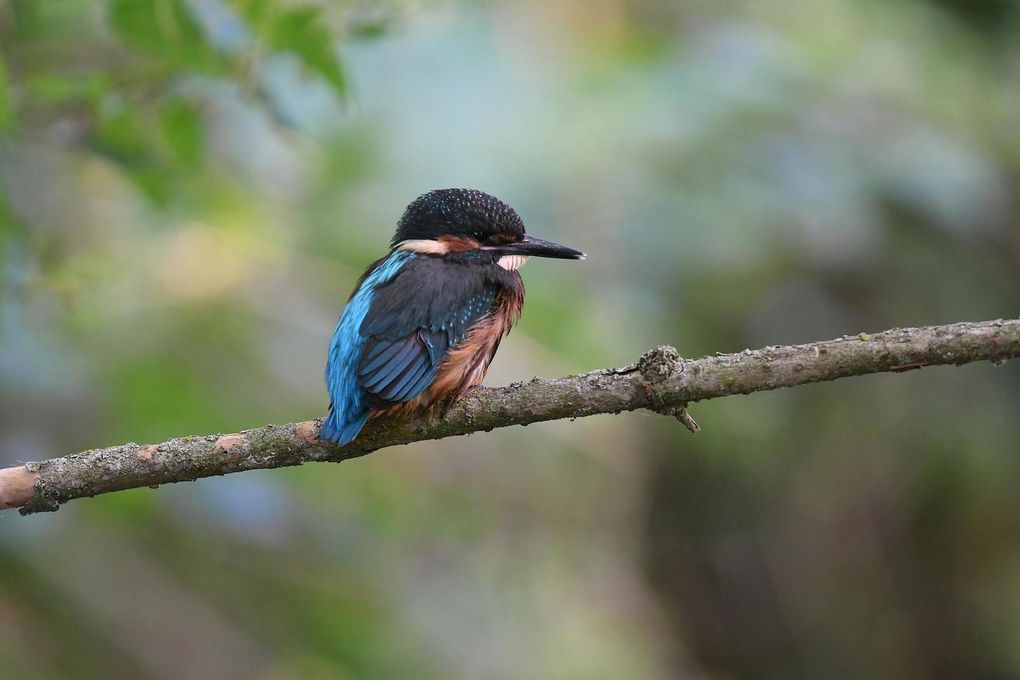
236, 1, 346, 95
126, 167, 174, 206
91, 100, 174, 205
108, 0, 226, 72
93, 100, 150, 160
0, 53, 12, 131
24, 73, 108, 108
237, 0, 271, 25
348, 19, 390, 40
87, 92, 213, 205
159, 98, 205, 169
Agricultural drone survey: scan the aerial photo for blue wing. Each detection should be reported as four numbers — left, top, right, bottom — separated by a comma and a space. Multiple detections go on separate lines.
355, 329, 446, 408
322, 251, 413, 445
322, 252, 498, 445
357, 285, 497, 410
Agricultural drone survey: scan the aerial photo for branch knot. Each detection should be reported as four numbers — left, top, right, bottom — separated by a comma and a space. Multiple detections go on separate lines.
637, 346, 701, 433
638, 345, 681, 381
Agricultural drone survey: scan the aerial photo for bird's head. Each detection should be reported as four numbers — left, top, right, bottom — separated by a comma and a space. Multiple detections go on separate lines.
391, 188, 585, 270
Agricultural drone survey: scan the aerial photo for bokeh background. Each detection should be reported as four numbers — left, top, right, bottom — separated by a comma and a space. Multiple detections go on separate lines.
2, 1, 1019, 677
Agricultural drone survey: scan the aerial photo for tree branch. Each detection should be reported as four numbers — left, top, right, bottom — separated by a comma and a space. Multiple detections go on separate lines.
2, 319, 1017, 515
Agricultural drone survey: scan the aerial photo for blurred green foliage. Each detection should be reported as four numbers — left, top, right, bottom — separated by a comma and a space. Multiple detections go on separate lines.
0, 52, 12, 131
1, 0, 1019, 678
109, 0, 225, 71
237, 0, 346, 93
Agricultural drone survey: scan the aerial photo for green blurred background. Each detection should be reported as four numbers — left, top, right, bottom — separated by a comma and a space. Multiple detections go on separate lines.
1, 1, 1019, 677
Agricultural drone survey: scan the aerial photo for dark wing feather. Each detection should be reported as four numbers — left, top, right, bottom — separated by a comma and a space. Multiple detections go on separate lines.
356, 257, 507, 410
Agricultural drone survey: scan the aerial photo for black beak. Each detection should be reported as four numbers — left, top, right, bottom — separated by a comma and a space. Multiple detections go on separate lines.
496, 234, 586, 260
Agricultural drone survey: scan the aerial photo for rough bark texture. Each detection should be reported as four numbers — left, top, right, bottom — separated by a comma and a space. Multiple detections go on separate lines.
2, 319, 1017, 515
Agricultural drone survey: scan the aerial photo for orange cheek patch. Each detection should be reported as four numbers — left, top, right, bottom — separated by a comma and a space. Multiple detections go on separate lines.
437, 236, 481, 253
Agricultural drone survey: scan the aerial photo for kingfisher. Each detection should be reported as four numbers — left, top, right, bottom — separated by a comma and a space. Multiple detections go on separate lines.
322, 188, 585, 445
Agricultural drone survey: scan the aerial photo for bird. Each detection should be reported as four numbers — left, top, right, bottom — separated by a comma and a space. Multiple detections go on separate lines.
322, 188, 585, 445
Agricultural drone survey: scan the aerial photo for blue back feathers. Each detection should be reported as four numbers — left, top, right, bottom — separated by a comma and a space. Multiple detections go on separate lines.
322, 250, 413, 445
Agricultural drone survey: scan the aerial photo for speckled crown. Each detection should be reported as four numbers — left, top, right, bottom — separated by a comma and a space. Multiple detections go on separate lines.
391, 188, 526, 245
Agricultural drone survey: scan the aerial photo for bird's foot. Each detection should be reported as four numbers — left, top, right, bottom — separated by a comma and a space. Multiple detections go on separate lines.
461, 384, 486, 397
435, 385, 485, 421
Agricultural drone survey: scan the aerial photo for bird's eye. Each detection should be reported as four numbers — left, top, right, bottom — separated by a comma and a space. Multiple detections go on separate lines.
472, 231, 485, 242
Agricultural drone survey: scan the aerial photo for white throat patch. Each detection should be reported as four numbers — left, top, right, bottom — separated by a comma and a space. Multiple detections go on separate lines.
497, 254, 529, 271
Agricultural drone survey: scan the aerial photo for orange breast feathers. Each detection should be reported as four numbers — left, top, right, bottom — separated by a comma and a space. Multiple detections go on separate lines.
425, 281, 523, 405
381, 279, 524, 419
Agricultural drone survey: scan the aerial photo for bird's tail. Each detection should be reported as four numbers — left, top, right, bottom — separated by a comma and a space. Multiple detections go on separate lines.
320, 405, 370, 446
